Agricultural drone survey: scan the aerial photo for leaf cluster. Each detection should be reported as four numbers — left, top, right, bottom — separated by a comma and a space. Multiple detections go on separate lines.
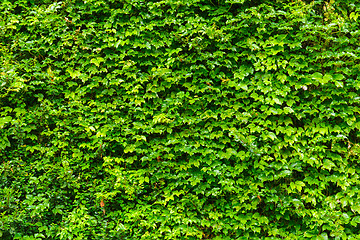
1, 0, 360, 239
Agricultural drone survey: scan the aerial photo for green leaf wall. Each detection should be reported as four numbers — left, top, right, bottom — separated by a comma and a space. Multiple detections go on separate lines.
1, 0, 360, 239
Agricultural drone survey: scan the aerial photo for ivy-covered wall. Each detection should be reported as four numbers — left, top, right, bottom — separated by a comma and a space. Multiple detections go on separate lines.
1, 0, 360, 239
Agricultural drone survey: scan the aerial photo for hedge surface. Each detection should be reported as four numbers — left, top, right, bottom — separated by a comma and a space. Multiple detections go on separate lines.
1, 0, 360, 239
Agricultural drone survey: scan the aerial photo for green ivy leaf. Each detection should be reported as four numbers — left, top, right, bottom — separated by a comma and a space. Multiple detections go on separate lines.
90, 57, 105, 67
0, 116, 12, 128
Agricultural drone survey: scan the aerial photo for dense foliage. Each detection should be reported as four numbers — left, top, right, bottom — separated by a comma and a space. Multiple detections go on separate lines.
1, 0, 360, 239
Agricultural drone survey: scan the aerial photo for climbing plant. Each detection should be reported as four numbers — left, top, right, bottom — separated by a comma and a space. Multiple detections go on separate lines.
1, 0, 360, 239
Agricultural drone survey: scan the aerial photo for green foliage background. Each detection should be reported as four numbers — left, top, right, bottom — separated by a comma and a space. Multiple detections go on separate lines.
1, 0, 360, 239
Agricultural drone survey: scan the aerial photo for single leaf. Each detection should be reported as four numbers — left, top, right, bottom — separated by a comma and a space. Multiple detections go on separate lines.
90, 57, 105, 67
268, 132, 277, 140
321, 74, 332, 84
311, 72, 323, 80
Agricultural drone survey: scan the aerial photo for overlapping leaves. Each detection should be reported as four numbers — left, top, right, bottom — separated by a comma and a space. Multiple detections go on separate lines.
1, 0, 360, 239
